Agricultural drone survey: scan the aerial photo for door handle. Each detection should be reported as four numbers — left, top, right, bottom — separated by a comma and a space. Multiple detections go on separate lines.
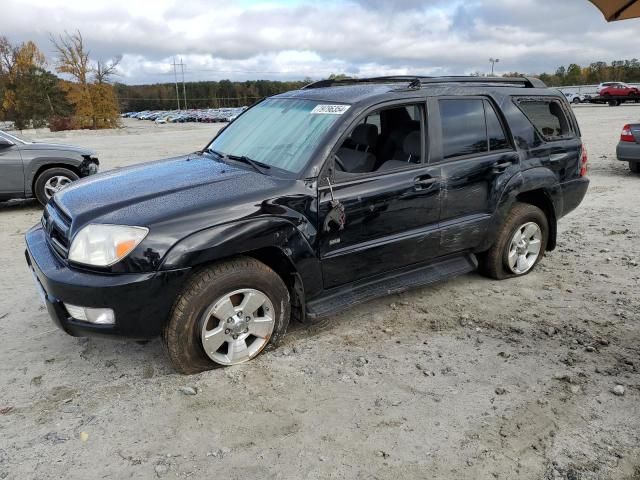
491, 161, 512, 174
414, 176, 438, 190
548, 153, 566, 163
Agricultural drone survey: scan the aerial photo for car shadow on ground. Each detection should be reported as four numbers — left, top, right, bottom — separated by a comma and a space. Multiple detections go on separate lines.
0, 198, 41, 212
599, 165, 640, 178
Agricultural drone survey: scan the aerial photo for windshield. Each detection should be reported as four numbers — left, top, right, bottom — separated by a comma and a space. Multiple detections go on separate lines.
207, 98, 347, 174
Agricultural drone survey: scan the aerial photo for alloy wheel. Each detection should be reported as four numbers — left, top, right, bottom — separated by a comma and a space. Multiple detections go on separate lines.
43, 175, 72, 199
200, 288, 275, 365
507, 221, 543, 275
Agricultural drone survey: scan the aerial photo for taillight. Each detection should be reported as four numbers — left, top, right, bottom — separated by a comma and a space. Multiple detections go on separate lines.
580, 144, 588, 177
621, 124, 635, 142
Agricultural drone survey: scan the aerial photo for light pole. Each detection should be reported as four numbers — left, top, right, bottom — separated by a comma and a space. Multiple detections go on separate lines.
489, 58, 500, 76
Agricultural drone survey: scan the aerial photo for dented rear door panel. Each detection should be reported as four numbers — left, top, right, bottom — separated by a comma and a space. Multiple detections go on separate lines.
438, 151, 519, 254
428, 96, 520, 254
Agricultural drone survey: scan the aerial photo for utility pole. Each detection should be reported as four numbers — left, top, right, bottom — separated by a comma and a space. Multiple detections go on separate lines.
172, 57, 181, 110
489, 58, 500, 76
180, 57, 187, 110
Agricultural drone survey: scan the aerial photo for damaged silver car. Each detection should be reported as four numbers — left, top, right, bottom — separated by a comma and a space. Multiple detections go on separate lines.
0, 130, 99, 205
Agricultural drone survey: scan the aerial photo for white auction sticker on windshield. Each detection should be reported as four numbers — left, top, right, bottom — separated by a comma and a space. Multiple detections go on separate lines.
310, 104, 350, 115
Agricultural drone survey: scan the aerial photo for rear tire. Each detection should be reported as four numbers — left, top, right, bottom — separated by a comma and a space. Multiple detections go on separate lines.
162, 257, 290, 374
34, 167, 78, 206
630, 161, 640, 173
572, 97, 581, 104
479, 203, 549, 280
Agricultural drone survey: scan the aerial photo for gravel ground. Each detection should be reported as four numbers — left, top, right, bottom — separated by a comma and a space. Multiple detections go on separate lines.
1, 107, 639, 480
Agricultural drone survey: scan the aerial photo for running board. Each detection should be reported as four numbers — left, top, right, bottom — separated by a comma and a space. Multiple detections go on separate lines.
306, 254, 477, 320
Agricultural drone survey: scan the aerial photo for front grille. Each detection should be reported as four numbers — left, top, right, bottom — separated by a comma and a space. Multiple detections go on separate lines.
42, 202, 71, 259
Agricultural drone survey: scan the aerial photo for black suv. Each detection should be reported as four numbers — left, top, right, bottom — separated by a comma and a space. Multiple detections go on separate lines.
25, 76, 589, 373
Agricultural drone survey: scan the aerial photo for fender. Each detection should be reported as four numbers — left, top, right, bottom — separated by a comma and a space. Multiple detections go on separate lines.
160, 216, 323, 297
481, 167, 562, 251
25, 155, 86, 196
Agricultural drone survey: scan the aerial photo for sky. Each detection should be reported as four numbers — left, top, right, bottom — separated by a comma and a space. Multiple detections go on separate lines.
2, 0, 640, 85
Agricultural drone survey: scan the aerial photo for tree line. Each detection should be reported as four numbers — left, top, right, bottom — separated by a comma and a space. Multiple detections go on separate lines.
114, 79, 310, 112
4, 41, 640, 130
0, 31, 120, 130
504, 59, 640, 87
113, 61, 640, 112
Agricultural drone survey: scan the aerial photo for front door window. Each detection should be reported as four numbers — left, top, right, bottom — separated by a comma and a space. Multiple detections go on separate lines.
333, 104, 424, 177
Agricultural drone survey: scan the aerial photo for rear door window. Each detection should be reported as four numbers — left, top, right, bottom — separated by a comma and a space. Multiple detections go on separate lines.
484, 101, 509, 151
516, 99, 572, 141
439, 99, 487, 159
438, 98, 511, 160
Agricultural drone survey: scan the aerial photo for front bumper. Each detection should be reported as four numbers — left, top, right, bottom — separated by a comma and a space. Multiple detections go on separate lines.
79, 156, 100, 177
616, 141, 640, 162
25, 225, 189, 339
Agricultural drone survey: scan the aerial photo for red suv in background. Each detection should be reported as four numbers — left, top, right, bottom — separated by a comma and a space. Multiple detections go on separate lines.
598, 82, 640, 97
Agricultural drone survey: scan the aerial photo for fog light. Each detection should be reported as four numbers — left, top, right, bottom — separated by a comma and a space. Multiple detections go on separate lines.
64, 303, 115, 325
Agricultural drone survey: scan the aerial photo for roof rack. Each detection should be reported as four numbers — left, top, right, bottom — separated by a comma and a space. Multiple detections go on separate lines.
302, 75, 547, 90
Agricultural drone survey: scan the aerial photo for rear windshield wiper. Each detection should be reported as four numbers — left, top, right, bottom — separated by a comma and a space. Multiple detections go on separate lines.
226, 154, 271, 175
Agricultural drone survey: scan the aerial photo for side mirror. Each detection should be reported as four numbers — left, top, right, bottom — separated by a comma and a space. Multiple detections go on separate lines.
0, 138, 14, 148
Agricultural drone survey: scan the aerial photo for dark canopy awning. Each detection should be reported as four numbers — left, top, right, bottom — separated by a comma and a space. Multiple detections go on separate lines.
588, 0, 640, 21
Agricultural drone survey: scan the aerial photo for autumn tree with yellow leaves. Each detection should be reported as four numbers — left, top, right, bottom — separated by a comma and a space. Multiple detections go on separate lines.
50, 31, 121, 129
0, 37, 70, 129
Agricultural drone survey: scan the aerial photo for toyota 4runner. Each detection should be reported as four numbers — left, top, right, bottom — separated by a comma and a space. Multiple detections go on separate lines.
25, 76, 589, 373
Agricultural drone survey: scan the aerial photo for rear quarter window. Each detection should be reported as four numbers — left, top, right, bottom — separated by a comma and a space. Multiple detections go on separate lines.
516, 98, 573, 141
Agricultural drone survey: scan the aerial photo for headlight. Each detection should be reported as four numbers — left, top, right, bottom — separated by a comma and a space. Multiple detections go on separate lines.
68, 224, 149, 267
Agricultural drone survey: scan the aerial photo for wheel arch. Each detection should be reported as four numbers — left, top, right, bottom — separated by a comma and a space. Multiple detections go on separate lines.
490, 169, 561, 252
515, 189, 557, 251
161, 218, 323, 320
245, 247, 307, 323
29, 162, 81, 197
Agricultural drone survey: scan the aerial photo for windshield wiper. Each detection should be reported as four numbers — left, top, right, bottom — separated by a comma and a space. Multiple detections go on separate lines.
203, 148, 270, 175
203, 147, 227, 160
226, 154, 271, 175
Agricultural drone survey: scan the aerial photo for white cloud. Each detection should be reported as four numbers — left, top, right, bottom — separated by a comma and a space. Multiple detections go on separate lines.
2, 0, 639, 83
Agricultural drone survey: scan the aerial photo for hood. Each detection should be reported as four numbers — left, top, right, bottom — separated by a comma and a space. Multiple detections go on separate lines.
21, 141, 96, 156
54, 154, 292, 236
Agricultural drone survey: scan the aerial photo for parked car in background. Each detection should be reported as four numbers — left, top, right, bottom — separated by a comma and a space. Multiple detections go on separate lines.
121, 107, 249, 124
558, 86, 598, 105
598, 82, 640, 97
563, 92, 590, 104
0, 130, 99, 205
25, 75, 589, 373
616, 124, 640, 173
597, 82, 617, 93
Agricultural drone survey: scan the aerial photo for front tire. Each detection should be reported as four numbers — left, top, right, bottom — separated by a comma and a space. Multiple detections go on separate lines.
34, 167, 78, 205
479, 203, 549, 280
163, 257, 290, 374
630, 161, 640, 173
